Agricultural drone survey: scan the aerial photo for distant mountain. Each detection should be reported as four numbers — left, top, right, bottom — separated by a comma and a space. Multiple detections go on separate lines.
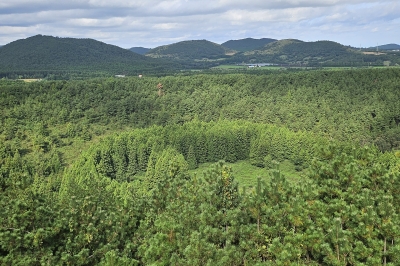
221, 38, 277, 52
227, 39, 365, 65
368, 44, 400, 50
129, 47, 150, 55
146, 40, 235, 61
1, 35, 398, 76
249, 39, 353, 55
0, 35, 175, 75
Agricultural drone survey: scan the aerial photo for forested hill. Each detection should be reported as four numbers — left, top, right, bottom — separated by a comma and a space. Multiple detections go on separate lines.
227, 39, 400, 66
0, 35, 177, 77
146, 40, 235, 60
129, 47, 150, 55
221, 37, 277, 52
372, 43, 400, 50
233, 39, 358, 64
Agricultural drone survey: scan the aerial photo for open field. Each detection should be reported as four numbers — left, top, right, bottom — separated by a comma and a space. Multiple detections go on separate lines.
363, 51, 386, 55
19, 78, 42, 82
212, 65, 400, 72
189, 160, 304, 190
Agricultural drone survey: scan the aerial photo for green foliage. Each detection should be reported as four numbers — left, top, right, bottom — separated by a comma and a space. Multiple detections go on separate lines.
2, 69, 400, 264
2, 69, 400, 152
187, 145, 198, 170
128, 47, 150, 55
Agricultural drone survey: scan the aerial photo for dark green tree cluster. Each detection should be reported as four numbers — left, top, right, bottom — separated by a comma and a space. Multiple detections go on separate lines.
82, 120, 323, 184
2, 123, 400, 264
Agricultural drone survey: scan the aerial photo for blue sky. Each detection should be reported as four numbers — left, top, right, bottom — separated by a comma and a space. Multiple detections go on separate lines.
0, 0, 398, 48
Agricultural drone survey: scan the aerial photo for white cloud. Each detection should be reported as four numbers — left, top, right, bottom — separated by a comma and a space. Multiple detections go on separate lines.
152, 23, 180, 30
0, 0, 398, 48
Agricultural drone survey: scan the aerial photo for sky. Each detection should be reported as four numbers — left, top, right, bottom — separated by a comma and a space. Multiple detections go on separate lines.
0, 0, 399, 49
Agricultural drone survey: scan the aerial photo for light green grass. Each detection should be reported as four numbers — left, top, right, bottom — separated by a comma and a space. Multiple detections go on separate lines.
189, 160, 306, 190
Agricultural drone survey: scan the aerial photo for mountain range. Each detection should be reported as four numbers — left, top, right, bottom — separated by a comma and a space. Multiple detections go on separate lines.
128, 38, 400, 67
235, 39, 359, 65
0, 34, 399, 78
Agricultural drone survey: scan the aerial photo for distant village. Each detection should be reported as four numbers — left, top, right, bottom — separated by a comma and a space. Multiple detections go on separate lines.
243, 63, 277, 68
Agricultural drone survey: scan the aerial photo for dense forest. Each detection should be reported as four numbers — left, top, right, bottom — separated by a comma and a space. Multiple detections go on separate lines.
129, 47, 151, 55
0, 35, 179, 79
1, 68, 400, 265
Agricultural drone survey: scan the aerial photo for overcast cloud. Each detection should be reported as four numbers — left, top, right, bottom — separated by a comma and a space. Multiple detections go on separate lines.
0, 0, 398, 48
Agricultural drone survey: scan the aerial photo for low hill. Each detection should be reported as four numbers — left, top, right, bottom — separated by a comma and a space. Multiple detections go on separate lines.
221, 37, 277, 52
0, 35, 176, 77
226, 39, 378, 66
146, 40, 235, 61
129, 47, 150, 55
369, 44, 400, 51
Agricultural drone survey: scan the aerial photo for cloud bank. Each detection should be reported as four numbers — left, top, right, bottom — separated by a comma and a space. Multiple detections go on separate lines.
0, 0, 398, 48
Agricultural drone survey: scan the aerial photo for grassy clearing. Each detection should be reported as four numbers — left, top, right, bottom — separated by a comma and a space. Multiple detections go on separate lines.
20, 79, 42, 82
56, 124, 136, 167
189, 160, 306, 190
212, 65, 284, 70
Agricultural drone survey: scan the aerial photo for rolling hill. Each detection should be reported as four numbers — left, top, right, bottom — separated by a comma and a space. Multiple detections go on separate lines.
225, 39, 384, 66
0, 35, 176, 77
221, 37, 277, 52
248, 39, 354, 56
129, 47, 150, 55
369, 44, 400, 51
1, 35, 399, 77
146, 40, 236, 61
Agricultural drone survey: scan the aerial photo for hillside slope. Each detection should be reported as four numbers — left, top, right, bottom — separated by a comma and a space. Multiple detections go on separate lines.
370, 44, 400, 50
249, 39, 355, 62
0, 35, 174, 75
221, 37, 277, 52
146, 40, 235, 60
225, 39, 399, 66
129, 47, 150, 55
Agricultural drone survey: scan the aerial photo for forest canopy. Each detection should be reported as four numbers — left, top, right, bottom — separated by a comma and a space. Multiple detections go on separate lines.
1, 68, 400, 265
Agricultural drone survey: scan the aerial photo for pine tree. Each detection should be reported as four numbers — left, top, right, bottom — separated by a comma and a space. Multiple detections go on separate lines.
187, 145, 198, 170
